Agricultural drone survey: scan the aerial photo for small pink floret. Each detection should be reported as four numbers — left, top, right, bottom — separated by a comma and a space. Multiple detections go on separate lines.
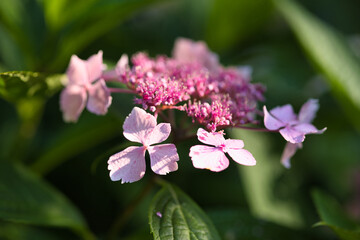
264, 99, 326, 168
263, 99, 326, 144
189, 128, 256, 172
107, 107, 179, 183
156, 212, 162, 218
60, 51, 112, 122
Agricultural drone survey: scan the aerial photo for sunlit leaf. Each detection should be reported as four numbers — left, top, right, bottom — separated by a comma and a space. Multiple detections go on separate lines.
312, 189, 360, 240
149, 182, 221, 240
273, 0, 360, 130
0, 71, 65, 102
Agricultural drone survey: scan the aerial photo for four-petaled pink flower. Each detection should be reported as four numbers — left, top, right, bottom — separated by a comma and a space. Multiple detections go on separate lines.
107, 107, 179, 183
264, 99, 326, 168
189, 128, 256, 172
263, 99, 326, 144
60, 51, 112, 122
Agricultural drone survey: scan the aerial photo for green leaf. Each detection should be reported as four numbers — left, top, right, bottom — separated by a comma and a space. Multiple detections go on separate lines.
149, 182, 221, 240
272, 0, 360, 130
0, 222, 80, 240
30, 114, 122, 175
208, 209, 312, 240
312, 189, 360, 240
0, 162, 87, 231
232, 130, 304, 228
0, 71, 65, 102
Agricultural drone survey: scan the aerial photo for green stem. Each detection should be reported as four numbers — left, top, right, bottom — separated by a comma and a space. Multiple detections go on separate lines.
106, 176, 157, 240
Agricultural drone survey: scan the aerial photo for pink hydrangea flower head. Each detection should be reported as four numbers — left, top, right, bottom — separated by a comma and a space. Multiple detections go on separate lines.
189, 128, 256, 172
172, 38, 220, 72
107, 107, 179, 183
60, 51, 112, 122
263, 99, 326, 144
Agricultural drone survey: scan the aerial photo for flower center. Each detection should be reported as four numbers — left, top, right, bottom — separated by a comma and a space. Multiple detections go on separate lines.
219, 144, 227, 152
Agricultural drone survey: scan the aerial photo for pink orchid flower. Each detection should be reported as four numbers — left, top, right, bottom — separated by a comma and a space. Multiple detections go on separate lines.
263, 99, 326, 144
189, 128, 256, 172
60, 51, 112, 122
107, 107, 179, 183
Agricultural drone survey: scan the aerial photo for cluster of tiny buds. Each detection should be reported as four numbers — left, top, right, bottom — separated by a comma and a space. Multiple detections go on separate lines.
115, 39, 264, 131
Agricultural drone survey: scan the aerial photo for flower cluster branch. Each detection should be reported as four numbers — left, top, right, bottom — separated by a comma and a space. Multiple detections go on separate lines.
59, 38, 326, 183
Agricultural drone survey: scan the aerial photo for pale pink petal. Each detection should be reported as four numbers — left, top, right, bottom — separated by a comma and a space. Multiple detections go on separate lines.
66, 55, 88, 85
60, 85, 87, 122
172, 38, 196, 63
86, 79, 112, 115
172, 38, 219, 72
224, 139, 244, 149
115, 54, 129, 76
148, 144, 179, 175
293, 123, 326, 135
270, 104, 297, 123
189, 145, 229, 172
197, 128, 225, 147
298, 99, 319, 123
107, 146, 146, 183
227, 148, 256, 166
147, 123, 171, 146
123, 107, 157, 144
263, 106, 286, 130
86, 51, 103, 83
281, 142, 302, 168
279, 126, 305, 143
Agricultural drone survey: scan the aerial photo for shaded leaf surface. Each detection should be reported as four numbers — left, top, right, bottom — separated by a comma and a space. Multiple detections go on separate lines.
208, 209, 316, 240
0, 162, 86, 230
312, 189, 360, 240
0, 222, 79, 240
149, 182, 221, 240
31, 114, 122, 175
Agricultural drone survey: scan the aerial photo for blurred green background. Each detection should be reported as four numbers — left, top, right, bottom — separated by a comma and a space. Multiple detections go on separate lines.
0, 0, 360, 239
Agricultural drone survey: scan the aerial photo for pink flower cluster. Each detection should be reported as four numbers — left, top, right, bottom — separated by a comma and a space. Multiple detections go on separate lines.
117, 38, 265, 131
59, 38, 326, 183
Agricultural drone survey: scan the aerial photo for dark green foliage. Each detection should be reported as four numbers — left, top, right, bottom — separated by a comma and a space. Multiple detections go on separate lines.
149, 182, 221, 240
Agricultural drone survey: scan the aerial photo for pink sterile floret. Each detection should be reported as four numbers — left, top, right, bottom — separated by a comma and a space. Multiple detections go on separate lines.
60, 51, 112, 122
263, 99, 326, 144
263, 99, 326, 168
189, 128, 256, 172
172, 37, 220, 73
107, 107, 179, 183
